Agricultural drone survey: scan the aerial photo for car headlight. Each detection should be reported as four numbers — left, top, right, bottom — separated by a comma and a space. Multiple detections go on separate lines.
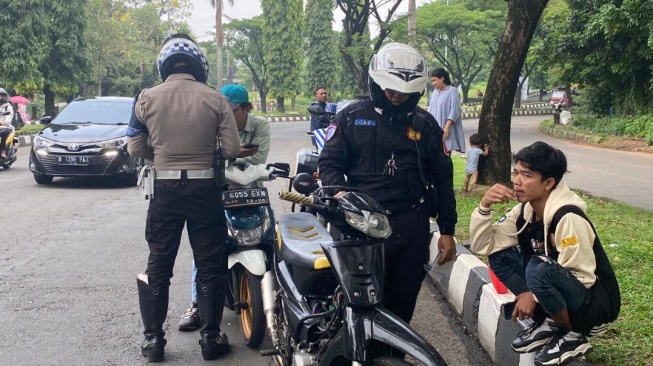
33, 136, 55, 148
97, 137, 127, 149
345, 210, 392, 239
227, 208, 272, 246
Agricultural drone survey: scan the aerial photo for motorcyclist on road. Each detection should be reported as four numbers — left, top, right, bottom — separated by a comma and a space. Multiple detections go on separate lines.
0, 88, 15, 159
127, 34, 241, 362
319, 43, 458, 337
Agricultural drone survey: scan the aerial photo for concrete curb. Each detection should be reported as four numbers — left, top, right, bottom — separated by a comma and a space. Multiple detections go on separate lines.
428, 244, 594, 365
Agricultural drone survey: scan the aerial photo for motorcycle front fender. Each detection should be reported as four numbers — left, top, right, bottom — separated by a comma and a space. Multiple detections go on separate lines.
319, 306, 447, 366
228, 249, 267, 276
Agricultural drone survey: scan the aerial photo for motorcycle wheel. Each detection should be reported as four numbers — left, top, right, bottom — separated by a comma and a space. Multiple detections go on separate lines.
237, 268, 266, 348
372, 357, 415, 366
2, 164, 9, 169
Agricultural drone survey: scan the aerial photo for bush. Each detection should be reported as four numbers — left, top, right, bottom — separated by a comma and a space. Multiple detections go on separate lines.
571, 114, 653, 139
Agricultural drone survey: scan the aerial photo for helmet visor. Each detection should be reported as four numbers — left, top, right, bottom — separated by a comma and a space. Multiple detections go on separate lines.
370, 51, 427, 81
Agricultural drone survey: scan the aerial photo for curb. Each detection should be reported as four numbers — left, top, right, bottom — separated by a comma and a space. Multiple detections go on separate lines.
428, 244, 595, 366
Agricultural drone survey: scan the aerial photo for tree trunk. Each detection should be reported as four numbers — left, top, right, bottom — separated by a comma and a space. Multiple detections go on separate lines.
407, 0, 416, 46
44, 84, 56, 117
277, 97, 285, 113
216, 1, 223, 89
477, 0, 550, 185
259, 91, 267, 113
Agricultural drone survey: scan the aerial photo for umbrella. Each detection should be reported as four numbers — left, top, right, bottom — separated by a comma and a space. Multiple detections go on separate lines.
10, 95, 30, 104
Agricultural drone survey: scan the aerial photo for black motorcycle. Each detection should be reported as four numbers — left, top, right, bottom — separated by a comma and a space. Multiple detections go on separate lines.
260, 175, 448, 366
0, 111, 18, 169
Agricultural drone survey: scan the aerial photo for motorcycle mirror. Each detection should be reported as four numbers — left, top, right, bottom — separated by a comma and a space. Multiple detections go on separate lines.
306, 105, 325, 116
39, 115, 53, 124
292, 173, 317, 195
0, 111, 10, 116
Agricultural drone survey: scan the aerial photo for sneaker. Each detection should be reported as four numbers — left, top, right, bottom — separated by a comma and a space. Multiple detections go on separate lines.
511, 319, 555, 353
178, 302, 200, 331
534, 331, 592, 366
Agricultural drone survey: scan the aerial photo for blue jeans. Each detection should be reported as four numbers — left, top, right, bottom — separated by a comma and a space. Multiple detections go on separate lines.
488, 247, 588, 316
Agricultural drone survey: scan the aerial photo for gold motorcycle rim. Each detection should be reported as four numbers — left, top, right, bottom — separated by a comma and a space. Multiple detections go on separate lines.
238, 272, 254, 338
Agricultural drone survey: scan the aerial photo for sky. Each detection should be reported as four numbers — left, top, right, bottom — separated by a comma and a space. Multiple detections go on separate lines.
189, 0, 432, 41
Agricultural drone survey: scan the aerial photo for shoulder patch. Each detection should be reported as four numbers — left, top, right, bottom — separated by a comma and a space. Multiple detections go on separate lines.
561, 235, 579, 249
326, 124, 337, 142
354, 119, 376, 126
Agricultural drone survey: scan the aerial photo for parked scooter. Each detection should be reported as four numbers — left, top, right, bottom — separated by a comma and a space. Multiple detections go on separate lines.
0, 111, 18, 169
222, 161, 291, 348
260, 177, 448, 366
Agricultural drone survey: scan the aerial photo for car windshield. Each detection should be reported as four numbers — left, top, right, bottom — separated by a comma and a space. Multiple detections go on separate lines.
54, 99, 132, 125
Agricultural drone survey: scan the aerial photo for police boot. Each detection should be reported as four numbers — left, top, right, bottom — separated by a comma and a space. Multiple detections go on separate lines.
196, 276, 230, 360
137, 278, 168, 363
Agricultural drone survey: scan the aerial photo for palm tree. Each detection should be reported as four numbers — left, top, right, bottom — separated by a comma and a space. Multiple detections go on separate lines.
408, 0, 416, 45
209, 0, 234, 88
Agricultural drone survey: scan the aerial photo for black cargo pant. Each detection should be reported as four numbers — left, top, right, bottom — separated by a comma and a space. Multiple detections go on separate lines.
144, 178, 228, 290
383, 202, 431, 323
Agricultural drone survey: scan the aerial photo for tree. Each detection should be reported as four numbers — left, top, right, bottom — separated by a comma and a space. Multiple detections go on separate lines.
210, 0, 235, 89
224, 17, 270, 112
336, 0, 405, 94
0, 0, 47, 94
261, 0, 304, 113
303, 0, 338, 97
40, 0, 91, 115
407, 1, 505, 103
477, 0, 550, 185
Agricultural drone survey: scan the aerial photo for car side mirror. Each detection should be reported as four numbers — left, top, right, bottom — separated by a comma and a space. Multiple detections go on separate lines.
39, 115, 53, 124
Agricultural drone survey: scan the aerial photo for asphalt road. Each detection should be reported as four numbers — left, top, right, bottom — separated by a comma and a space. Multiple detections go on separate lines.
0, 121, 490, 365
463, 116, 653, 213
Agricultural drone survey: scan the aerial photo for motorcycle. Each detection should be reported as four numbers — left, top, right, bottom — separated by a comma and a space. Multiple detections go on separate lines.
222, 161, 291, 348
0, 111, 18, 169
260, 176, 448, 366
297, 100, 353, 179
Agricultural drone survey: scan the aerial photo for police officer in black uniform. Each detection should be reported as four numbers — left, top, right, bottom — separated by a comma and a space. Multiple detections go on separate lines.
319, 43, 457, 326
127, 34, 241, 362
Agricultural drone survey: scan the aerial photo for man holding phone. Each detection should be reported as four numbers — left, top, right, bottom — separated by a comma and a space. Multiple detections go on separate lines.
177, 84, 271, 331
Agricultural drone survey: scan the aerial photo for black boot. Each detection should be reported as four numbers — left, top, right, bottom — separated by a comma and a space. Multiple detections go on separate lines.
137, 278, 169, 363
196, 276, 230, 360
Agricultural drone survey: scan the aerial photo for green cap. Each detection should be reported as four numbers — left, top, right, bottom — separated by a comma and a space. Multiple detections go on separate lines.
221, 84, 250, 110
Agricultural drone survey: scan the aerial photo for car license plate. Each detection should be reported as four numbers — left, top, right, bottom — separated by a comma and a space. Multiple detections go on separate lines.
222, 188, 269, 208
57, 155, 90, 165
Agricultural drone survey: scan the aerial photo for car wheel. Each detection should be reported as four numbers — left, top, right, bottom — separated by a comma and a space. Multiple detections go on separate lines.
123, 172, 138, 186
34, 174, 53, 184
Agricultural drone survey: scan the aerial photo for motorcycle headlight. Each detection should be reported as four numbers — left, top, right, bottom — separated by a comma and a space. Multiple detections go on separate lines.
33, 136, 55, 148
97, 137, 127, 149
227, 208, 272, 246
344, 210, 392, 239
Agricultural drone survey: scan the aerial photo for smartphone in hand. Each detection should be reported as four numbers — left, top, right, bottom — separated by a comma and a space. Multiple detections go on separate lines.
243, 143, 259, 149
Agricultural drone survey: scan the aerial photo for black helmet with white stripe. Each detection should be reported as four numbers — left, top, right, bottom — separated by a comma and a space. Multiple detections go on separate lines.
157, 34, 209, 83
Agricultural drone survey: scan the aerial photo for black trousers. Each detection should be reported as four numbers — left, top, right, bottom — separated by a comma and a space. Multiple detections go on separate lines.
0, 129, 9, 150
144, 179, 228, 290
383, 202, 431, 323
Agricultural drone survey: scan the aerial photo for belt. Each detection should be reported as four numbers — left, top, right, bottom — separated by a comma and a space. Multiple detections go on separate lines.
156, 168, 214, 180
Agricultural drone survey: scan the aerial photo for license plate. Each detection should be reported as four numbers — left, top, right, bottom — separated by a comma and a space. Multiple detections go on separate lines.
57, 155, 90, 165
222, 188, 269, 208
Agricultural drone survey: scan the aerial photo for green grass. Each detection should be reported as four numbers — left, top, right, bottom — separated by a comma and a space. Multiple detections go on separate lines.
450, 155, 653, 366
16, 124, 46, 135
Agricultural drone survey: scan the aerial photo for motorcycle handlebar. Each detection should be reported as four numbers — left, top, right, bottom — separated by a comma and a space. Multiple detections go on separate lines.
278, 191, 315, 205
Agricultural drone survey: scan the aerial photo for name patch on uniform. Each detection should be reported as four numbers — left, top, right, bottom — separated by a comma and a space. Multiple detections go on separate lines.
407, 126, 422, 141
561, 235, 579, 249
354, 119, 376, 126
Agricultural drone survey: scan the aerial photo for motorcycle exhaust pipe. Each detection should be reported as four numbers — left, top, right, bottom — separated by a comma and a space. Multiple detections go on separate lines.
261, 271, 280, 346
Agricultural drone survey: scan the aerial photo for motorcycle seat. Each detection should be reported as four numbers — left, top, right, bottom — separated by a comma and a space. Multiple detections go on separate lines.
278, 212, 333, 270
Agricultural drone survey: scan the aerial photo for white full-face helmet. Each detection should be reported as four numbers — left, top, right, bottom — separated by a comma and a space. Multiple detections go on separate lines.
368, 43, 429, 113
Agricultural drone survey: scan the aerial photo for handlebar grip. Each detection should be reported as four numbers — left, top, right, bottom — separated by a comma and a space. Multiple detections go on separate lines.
278, 191, 314, 205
